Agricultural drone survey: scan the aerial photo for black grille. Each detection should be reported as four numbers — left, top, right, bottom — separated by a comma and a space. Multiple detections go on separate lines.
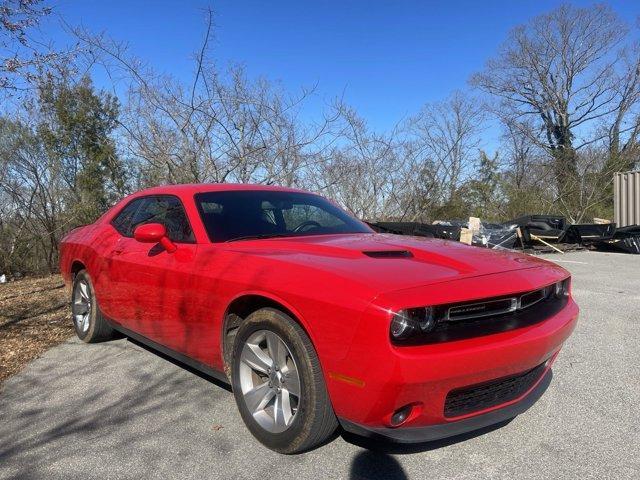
447, 297, 517, 321
390, 279, 571, 346
444, 362, 547, 418
395, 289, 568, 346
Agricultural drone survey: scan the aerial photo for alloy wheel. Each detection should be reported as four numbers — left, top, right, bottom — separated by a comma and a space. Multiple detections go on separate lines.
238, 330, 301, 433
72, 279, 92, 334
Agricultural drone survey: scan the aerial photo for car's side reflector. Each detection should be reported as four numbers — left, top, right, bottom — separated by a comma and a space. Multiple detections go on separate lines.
329, 372, 365, 388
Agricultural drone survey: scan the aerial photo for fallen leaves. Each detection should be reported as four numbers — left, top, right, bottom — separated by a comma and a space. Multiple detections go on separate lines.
0, 274, 73, 386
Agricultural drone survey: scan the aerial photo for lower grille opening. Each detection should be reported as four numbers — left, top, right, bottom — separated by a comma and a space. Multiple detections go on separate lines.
444, 362, 547, 418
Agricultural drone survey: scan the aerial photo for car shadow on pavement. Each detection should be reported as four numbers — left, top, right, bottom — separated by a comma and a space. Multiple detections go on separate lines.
349, 450, 409, 480
0, 338, 234, 479
125, 336, 232, 392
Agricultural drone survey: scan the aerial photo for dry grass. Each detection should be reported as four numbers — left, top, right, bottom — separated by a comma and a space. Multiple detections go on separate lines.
0, 274, 72, 386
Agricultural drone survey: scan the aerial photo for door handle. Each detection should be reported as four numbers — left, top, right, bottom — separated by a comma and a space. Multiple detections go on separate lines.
112, 248, 124, 255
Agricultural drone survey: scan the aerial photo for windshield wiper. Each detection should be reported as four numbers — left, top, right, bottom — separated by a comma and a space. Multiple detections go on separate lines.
224, 233, 293, 242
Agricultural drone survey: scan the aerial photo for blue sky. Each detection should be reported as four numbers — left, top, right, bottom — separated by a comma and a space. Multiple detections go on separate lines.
46, 0, 639, 141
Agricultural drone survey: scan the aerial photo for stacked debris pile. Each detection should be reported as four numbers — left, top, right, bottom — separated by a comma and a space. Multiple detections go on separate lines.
508, 215, 568, 243
473, 223, 524, 250
366, 222, 461, 240
591, 225, 640, 254
506, 216, 635, 252
366, 217, 640, 254
368, 219, 526, 250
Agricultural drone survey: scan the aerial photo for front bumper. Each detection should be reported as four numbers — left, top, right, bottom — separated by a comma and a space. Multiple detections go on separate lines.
339, 369, 552, 443
324, 291, 578, 434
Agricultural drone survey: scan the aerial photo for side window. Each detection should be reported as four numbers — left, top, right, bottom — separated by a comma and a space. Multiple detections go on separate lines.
282, 204, 345, 231
129, 196, 195, 243
111, 198, 145, 236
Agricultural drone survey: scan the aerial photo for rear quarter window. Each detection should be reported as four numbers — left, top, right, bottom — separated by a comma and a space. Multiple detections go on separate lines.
111, 195, 195, 243
111, 198, 144, 236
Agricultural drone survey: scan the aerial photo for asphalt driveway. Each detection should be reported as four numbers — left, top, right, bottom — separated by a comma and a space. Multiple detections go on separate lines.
1, 251, 639, 479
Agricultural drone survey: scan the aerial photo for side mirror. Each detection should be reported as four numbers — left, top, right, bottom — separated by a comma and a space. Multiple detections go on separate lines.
133, 223, 177, 253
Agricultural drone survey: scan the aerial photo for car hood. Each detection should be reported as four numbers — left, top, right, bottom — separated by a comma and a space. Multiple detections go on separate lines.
222, 233, 554, 293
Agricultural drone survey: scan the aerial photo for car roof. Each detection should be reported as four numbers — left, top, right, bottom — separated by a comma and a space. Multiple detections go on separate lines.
99, 183, 322, 226
133, 183, 312, 196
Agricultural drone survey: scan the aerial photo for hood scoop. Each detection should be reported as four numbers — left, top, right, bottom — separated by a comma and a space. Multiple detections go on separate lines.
362, 250, 413, 259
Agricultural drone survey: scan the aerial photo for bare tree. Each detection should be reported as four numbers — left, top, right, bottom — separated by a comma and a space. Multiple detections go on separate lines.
401, 92, 484, 219
311, 93, 485, 222
71, 10, 343, 191
0, 116, 68, 273
310, 105, 402, 219
1, 0, 73, 95
497, 126, 557, 219
471, 4, 640, 212
605, 41, 640, 173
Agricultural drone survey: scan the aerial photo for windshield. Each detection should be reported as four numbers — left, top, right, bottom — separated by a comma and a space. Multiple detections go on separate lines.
195, 190, 372, 242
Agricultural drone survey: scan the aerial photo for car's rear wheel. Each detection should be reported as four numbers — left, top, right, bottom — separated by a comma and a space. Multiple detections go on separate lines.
71, 270, 114, 343
231, 308, 338, 453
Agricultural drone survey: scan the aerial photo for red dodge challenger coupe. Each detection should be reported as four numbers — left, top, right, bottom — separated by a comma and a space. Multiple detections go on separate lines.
60, 184, 578, 453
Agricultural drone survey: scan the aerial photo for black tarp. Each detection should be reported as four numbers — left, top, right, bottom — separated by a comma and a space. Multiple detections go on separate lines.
506, 215, 568, 243
564, 224, 616, 245
367, 217, 640, 254
366, 222, 461, 241
592, 224, 640, 254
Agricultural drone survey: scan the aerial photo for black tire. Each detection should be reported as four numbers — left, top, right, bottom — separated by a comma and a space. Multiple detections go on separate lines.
71, 270, 114, 343
231, 308, 338, 454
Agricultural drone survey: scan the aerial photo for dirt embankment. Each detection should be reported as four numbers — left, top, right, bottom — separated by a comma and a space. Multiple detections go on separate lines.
0, 275, 72, 385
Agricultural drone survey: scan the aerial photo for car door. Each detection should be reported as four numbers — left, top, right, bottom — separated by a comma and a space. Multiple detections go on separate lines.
95, 197, 145, 319
105, 195, 199, 350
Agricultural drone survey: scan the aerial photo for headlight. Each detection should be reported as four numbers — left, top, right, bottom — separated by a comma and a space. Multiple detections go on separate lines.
390, 307, 436, 340
554, 278, 570, 298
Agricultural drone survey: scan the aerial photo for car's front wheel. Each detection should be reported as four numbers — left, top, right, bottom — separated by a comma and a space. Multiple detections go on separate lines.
231, 308, 338, 453
71, 270, 114, 343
